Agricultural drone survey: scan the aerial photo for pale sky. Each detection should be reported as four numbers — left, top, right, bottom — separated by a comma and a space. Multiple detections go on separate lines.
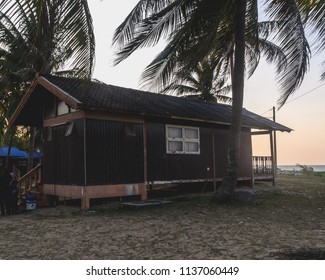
88, 0, 325, 165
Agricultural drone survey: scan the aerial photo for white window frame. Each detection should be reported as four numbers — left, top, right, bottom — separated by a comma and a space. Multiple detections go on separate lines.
166, 125, 200, 154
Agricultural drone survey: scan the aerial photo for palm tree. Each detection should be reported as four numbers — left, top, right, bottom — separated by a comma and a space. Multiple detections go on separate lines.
160, 53, 233, 103
0, 0, 95, 80
157, 17, 289, 104
113, 0, 314, 201
0, 0, 95, 171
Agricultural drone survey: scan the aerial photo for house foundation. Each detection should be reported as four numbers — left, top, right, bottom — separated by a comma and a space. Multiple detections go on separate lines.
43, 183, 147, 209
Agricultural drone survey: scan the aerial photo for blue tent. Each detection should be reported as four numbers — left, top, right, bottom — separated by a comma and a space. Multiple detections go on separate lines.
0, 146, 42, 158
0, 146, 27, 157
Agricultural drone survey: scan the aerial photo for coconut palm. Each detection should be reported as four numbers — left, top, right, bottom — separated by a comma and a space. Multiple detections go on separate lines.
113, 0, 315, 201
0, 0, 95, 80
0, 0, 95, 170
161, 53, 232, 103
158, 18, 288, 104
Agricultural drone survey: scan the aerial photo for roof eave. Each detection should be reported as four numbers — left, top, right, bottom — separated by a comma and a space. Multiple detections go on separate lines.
9, 79, 38, 126
37, 76, 81, 109
9, 76, 83, 126
79, 106, 291, 131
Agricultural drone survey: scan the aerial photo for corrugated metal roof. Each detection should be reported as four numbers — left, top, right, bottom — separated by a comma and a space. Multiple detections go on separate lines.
35, 75, 292, 131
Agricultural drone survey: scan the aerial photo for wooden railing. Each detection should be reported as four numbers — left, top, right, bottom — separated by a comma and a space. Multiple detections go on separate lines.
12, 165, 21, 180
18, 163, 42, 201
252, 156, 273, 175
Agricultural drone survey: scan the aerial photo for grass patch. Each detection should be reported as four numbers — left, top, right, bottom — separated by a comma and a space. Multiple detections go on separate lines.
315, 171, 325, 177
0, 174, 324, 260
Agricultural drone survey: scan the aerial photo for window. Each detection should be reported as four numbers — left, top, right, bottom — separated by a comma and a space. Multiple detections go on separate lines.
57, 100, 69, 116
44, 97, 77, 119
166, 125, 200, 154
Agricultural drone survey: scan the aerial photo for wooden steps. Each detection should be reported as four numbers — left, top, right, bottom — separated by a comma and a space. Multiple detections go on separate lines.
17, 164, 46, 207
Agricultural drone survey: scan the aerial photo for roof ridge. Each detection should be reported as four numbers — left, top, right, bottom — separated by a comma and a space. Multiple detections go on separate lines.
11, 74, 292, 132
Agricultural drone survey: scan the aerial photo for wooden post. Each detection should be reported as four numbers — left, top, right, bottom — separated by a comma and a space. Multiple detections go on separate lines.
269, 130, 276, 186
250, 130, 255, 187
83, 118, 88, 186
273, 106, 278, 177
212, 129, 217, 192
81, 186, 90, 210
143, 122, 148, 199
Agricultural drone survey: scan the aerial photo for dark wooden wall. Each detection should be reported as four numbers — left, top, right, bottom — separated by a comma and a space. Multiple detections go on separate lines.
238, 128, 253, 178
42, 119, 85, 185
147, 119, 252, 182
42, 116, 252, 187
147, 120, 213, 182
85, 119, 144, 185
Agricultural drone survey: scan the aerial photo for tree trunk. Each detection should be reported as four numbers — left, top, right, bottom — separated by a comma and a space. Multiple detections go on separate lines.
214, 0, 247, 203
5, 126, 15, 170
27, 126, 36, 172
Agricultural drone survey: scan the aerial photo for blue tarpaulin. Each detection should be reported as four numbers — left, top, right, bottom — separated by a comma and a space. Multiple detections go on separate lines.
0, 146, 42, 158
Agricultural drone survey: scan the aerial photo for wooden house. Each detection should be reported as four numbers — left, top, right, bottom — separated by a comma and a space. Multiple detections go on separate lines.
9, 75, 291, 209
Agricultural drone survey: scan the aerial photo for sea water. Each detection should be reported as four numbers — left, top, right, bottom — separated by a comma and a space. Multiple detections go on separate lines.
278, 165, 325, 172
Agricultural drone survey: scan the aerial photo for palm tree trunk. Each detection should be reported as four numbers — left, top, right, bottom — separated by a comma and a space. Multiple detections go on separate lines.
214, 0, 247, 202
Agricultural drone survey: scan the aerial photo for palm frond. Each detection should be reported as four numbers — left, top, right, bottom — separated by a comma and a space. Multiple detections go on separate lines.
140, 45, 179, 92
265, 0, 311, 108
113, 0, 198, 66
58, 0, 95, 78
0, 12, 32, 78
304, 1, 325, 79
161, 83, 199, 95
0, 0, 95, 79
112, 0, 188, 46
114, 0, 316, 110
244, 42, 260, 78
139, 0, 234, 92
257, 38, 287, 73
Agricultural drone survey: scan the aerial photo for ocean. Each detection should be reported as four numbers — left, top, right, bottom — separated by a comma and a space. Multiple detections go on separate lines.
278, 165, 325, 172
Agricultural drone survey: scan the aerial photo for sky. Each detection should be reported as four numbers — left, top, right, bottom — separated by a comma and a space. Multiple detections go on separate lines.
88, 0, 325, 166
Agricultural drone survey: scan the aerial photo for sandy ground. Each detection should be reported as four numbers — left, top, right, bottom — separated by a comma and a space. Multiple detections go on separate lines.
0, 175, 324, 260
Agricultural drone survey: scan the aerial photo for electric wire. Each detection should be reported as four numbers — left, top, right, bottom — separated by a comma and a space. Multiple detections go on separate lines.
260, 82, 325, 115
282, 82, 325, 107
